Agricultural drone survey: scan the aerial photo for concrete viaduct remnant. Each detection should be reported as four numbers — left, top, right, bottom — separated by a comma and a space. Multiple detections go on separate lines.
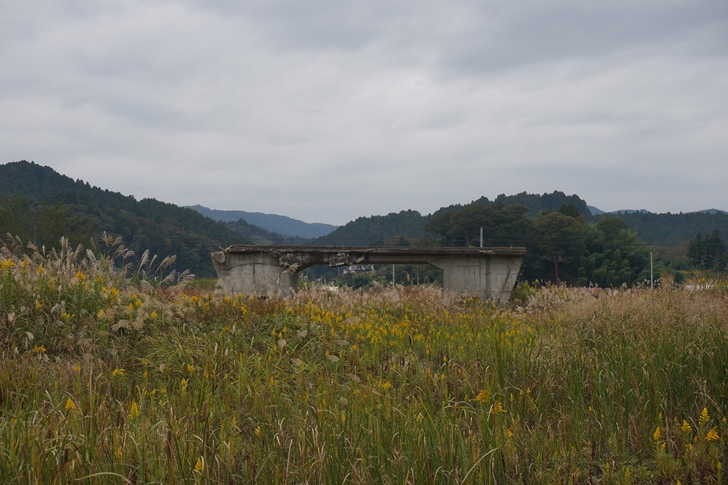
211, 246, 526, 303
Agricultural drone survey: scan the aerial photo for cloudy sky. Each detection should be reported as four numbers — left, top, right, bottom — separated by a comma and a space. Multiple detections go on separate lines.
2, 0, 727, 225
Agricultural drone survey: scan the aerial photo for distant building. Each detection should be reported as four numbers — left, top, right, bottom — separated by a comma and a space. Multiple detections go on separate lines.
343, 264, 376, 275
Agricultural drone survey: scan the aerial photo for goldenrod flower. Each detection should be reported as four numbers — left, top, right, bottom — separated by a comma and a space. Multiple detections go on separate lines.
653, 427, 662, 441
474, 390, 490, 403
33, 345, 46, 354
492, 401, 506, 414
706, 427, 720, 442
65, 397, 77, 411
112, 368, 125, 377
254, 426, 261, 437
194, 456, 204, 472
700, 407, 710, 426
681, 420, 692, 433
75, 270, 85, 281
129, 399, 140, 418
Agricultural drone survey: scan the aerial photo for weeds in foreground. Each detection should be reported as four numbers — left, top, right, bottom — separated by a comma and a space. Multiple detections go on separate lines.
1, 236, 728, 483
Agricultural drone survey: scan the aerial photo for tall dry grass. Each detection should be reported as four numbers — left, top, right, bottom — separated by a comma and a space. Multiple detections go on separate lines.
1, 236, 728, 483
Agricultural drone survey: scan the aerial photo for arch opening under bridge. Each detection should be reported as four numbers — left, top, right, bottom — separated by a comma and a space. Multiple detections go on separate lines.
211, 246, 525, 303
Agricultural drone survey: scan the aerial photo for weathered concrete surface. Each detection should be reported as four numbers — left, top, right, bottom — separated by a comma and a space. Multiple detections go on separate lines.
212, 246, 525, 302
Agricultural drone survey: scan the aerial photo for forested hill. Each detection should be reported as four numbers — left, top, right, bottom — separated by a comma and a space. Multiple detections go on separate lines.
613, 211, 728, 248
0, 161, 254, 277
313, 192, 593, 247
434, 191, 593, 219
311, 210, 429, 246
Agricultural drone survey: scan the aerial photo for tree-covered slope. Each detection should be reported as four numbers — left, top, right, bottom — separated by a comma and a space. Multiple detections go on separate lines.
0, 161, 248, 276
311, 210, 428, 246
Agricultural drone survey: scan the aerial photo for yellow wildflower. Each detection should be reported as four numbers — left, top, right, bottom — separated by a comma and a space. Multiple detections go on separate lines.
706, 427, 720, 442
73, 364, 81, 373
653, 427, 662, 441
97, 309, 106, 318
115, 446, 123, 458
65, 397, 77, 411
186, 364, 195, 373
492, 401, 506, 414
150, 310, 158, 319
194, 456, 204, 472
33, 345, 46, 354
700, 407, 710, 426
254, 426, 262, 437
75, 270, 85, 281
112, 368, 125, 377
681, 420, 692, 433
474, 390, 490, 403
180, 378, 187, 390
129, 399, 140, 418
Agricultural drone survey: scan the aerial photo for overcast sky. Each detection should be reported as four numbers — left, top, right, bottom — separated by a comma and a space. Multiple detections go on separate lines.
2, 0, 727, 225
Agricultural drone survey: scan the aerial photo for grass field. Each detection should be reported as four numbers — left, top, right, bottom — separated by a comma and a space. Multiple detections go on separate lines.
2, 236, 728, 483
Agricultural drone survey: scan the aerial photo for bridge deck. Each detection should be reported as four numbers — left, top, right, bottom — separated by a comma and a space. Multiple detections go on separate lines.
212, 245, 526, 302
223, 245, 526, 257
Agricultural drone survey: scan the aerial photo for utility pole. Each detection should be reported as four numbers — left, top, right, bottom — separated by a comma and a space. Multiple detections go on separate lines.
480, 227, 483, 248
650, 252, 654, 289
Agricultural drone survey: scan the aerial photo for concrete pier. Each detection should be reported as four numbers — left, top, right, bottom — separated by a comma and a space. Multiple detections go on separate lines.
212, 246, 525, 303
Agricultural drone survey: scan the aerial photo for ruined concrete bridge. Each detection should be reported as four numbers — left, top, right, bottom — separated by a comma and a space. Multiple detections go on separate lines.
212, 245, 525, 303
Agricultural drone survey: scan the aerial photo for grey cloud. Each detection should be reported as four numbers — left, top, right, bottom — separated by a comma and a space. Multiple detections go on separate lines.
1, 0, 726, 224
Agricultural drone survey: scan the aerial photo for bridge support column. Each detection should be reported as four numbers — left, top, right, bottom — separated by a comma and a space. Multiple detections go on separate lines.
435, 254, 522, 303
211, 251, 298, 297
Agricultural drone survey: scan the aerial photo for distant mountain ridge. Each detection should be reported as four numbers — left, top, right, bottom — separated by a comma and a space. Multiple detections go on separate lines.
187, 205, 337, 239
